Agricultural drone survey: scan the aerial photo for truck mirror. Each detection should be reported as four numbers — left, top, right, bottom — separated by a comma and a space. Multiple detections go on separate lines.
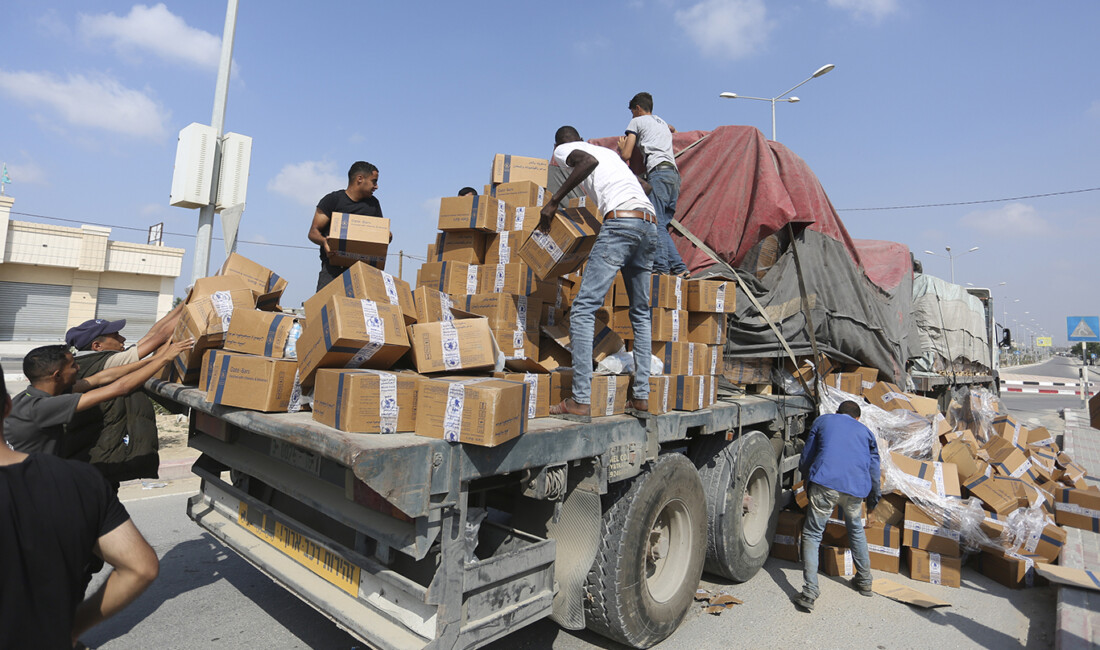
999, 328, 1012, 349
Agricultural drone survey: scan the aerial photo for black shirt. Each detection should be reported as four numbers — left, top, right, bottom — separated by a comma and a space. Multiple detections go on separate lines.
316, 189, 383, 263
5, 387, 81, 455
0, 453, 130, 649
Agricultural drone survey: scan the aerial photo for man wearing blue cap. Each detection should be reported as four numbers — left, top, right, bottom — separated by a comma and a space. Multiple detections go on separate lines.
66, 301, 184, 369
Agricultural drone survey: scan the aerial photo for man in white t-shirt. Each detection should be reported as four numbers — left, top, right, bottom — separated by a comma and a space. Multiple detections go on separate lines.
617, 92, 688, 278
539, 126, 660, 422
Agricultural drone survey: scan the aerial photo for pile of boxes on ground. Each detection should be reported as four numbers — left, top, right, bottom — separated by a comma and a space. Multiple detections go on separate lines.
165, 152, 738, 447
772, 358, 1095, 590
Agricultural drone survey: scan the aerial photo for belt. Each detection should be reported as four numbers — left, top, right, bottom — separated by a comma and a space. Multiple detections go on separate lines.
604, 210, 656, 224
652, 162, 676, 171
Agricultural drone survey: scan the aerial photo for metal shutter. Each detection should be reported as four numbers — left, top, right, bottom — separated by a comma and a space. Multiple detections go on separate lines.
95, 288, 160, 342
0, 281, 72, 341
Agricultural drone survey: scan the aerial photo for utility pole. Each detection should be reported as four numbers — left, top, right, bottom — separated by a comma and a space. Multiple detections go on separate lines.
398, 250, 404, 280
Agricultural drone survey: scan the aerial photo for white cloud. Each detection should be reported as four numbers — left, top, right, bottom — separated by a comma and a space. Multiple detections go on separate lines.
675, 0, 773, 60
961, 202, 1050, 237
267, 161, 343, 207
827, 0, 900, 21
0, 69, 168, 139
2, 160, 47, 187
79, 3, 221, 69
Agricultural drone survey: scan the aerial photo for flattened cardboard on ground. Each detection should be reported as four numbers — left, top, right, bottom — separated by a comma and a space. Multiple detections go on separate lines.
771, 510, 804, 562
906, 547, 961, 588
206, 352, 299, 412
685, 279, 736, 313
295, 296, 410, 388
490, 153, 548, 186
433, 230, 487, 265
872, 579, 951, 608
304, 262, 416, 326
312, 369, 418, 433
590, 375, 630, 417
326, 212, 389, 269
407, 317, 497, 375
438, 195, 508, 232
219, 252, 288, 310
414, 376, 528, 446
223, 309, 299, 358
1034, 564, 1100, 592
494, 372, 550, 418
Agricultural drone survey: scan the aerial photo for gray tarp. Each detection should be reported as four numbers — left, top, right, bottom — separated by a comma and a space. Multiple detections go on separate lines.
910, 273, 990, 374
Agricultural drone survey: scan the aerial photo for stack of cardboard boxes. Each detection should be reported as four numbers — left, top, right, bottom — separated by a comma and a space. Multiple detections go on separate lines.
773, 368, 1091, 591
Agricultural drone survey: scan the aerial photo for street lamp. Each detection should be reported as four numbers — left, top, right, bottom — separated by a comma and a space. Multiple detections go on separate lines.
922, 245, 979, 284
719, 63, 835, 141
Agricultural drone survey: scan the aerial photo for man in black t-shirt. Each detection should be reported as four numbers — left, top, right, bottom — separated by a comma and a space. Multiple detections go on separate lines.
0, 365, 160, 648
308, 160, 384, 291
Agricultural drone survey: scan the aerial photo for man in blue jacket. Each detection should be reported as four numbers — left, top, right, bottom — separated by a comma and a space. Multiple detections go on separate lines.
794, 400, 881, 611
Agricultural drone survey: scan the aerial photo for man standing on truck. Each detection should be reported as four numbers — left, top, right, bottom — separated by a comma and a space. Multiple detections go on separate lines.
0, 364, 161, 649
794, 400, 881, 610
616, 92, 688, 278
308, 161, 384, 291
540, 126, 659, 422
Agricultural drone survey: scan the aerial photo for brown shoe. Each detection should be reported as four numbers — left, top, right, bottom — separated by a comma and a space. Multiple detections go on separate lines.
549, 398, 591, 423
625, 398, 651, 418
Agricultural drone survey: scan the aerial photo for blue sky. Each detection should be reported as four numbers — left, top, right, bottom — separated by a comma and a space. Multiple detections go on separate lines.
1, 1, 1097, 346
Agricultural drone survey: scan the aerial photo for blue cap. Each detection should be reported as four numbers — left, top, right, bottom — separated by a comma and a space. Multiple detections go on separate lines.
66, 318, 127, 350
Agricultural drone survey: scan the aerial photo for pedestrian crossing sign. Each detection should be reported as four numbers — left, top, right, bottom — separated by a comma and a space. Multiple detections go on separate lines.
1067, 316, 1100, 342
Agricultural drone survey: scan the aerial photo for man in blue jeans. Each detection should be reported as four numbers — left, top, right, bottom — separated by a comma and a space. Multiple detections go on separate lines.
617, 92, 688, 277
794, 400, 881, 610
540, 126, 659, 423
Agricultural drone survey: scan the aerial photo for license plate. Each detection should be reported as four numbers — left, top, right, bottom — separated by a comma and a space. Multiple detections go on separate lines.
238, 502, 360, 597
270, 439, 321, 476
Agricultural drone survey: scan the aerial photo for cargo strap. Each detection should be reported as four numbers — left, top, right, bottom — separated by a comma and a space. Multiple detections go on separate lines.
786, 222, 823, 403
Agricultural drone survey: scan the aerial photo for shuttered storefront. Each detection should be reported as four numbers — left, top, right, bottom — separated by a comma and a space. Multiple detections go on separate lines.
95, 287, 159, 342
0, 281, 72, 341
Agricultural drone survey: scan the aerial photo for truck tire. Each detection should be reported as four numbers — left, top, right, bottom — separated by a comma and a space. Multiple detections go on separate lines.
691, 431, 779, 582
584, 453, 706, 649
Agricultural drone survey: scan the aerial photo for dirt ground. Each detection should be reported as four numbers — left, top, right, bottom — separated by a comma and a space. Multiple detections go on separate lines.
155, 412, 195, 462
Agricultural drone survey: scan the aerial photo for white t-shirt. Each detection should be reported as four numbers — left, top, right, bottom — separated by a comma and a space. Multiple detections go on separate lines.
626, 114, 676, 172
552, 141, 655, 217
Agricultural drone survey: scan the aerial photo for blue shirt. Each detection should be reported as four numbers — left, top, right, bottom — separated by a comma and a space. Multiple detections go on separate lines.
798, 413, 881, 498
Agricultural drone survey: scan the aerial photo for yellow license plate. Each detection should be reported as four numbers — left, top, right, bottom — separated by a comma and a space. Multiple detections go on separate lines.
238, 502, 361, 597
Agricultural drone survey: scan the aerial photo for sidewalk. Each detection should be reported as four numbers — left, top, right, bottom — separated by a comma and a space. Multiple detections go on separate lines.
1056, 408, 1100, 649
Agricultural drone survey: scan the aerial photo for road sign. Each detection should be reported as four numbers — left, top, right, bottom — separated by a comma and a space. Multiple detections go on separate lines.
1036, 336, 1052, 347
1067, 316, 1100, 342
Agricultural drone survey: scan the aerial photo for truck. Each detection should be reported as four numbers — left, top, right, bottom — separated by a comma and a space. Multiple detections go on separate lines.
157, 124, 1001, 649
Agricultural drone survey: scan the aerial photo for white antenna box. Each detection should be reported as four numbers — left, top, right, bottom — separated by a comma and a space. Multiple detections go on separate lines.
169, 123, 218, 209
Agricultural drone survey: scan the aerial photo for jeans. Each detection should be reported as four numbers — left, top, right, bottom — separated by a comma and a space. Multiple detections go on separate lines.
569, 217, 658, 404
800, 482, 872, 599
647, 166, 685, 275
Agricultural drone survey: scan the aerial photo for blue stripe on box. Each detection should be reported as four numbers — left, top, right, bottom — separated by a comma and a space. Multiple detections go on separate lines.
469, 196, 480, 229
503, 155, 511, 182
266, 272, 281, 292
438, 262, 448, 293
912, 531, 920, 548
520, 384, 529, 434
916, 463, 928, 480
464, 295, 472, 311
263, 315, 287, 357
342, 271, 354, 297
436, 233, 446, 261
1040, 532, 1063, 548
664, 344, 672, 373
204, 349, 218, 392
213, 355, 233, 404
338, 213, 350, 253
675, 375, 685, 409
1087, 571, 1100, 590
320, 306, 333, 349
883, 526, 892, 547
335, 372, 346, 430
966, 475, 988, 490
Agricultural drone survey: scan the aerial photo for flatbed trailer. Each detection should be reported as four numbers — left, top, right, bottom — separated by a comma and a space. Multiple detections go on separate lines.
151, 379, 813, 649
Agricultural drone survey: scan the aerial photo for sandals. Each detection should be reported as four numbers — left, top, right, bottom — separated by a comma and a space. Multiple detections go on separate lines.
549, 398, 591, 423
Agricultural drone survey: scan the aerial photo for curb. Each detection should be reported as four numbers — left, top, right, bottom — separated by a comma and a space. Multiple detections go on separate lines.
1054, 409, 1100, 650
119, 453, 201, 487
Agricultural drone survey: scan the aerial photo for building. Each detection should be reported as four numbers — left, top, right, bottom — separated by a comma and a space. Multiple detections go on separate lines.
0, 195, 184, 342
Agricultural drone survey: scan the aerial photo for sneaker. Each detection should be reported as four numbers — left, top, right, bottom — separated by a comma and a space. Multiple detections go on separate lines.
791, 592, 815, 611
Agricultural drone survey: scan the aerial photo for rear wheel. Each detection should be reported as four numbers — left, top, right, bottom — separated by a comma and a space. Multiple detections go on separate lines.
584, 454, 706, 648
691, 431, 780, 582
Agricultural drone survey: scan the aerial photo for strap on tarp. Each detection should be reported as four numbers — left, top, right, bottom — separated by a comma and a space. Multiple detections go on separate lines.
786, 222, 822, 403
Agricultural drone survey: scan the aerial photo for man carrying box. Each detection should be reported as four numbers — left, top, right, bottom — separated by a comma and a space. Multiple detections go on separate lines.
540, 126, 659, 422
308, 161, 384, 291
794, 400, 882, 611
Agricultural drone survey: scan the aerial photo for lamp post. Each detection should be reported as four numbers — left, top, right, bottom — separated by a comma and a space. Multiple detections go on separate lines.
719, 63, 835, 141
922, 245, 979, 284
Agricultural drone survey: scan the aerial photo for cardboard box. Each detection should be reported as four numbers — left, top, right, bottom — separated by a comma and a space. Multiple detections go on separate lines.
490, 153, 549, 186
646, 375, 673, 415
902, 503, 961, 556
866, 523, 902, 573
509, 206, 541, 234
312, 369, 418, 433
187, 275, 254, 304
218, 253, 288, 310
536, 336, 572, 373
408, 317, 497, 374
542, 319, 624, 365
963, 474, 1019, 515
172, 286, 257, 383
889, 452, 962, 499
413, 286, 460, 324
823, 502, 868, 546
792, 480, 809, 509
979, 549, 1046, 589
295, 296, 411, 387
493, 328, 541, 373
483, 230, 528, 265
867, 493, 908, 527
459, 293, 541, 333
224, 310, 300, 358
821, 545, 856, 577
992, 414, 1028, 448
550, 369, 573, 404
850, 366, 879, 392
327, 212, 389, 269
590, 374, 630, 417
940, 440, 986, 485
518, 210, 599, 279
772, 511, 804, 562
723, 357, 772, 386
488, 180, 547, 208
417, 261, 478, 295
864, 382, 918, 413
823, 372, 865, 395
566, 196, 601, 223
415, 376, 528, 446
906, 548, 961, 588
687, 312, 726, 345
1024, 426, 1056, 449
685, 279, 736, 313
438, 195, 508, 232
432, 230, 486, 264
908, 394, 942, 418
206, 352, 299, 412
987, 443, 1038, 482
477, 262, 536, 295
495, 372, 551, 418
672, 375, 709, 411
651, 275, 687, 310
609, 306, 634, 342
304, 262, 416, 327
651, 308, 688, 343
1054, 486, 1100, 532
